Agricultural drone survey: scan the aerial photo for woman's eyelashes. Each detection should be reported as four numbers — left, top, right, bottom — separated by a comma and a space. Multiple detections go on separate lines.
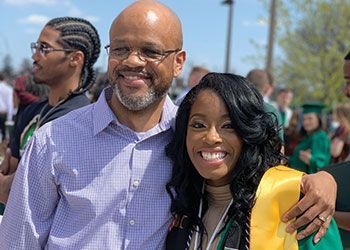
189, 121, 206, 129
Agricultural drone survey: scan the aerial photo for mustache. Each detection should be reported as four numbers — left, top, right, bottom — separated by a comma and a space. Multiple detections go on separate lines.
111, 66, 154, 79
32, 61, 42, 69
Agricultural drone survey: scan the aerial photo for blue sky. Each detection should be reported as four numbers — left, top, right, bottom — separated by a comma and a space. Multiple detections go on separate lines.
0, 0, 270, 78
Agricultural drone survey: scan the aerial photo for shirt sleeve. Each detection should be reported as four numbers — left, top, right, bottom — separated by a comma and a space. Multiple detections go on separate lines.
0, 130, 59, 249
309, 131, 331, 170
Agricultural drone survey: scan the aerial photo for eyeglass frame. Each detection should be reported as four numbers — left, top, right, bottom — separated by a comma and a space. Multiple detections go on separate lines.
104, 44, 181, 63
30, 42, 76, 56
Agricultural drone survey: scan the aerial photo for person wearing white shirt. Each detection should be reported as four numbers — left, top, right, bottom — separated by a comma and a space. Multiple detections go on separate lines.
0, 73, 13, 141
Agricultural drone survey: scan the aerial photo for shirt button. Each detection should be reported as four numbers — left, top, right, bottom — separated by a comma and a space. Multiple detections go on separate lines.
129, 219, 135, 226
133, 180, 140, 188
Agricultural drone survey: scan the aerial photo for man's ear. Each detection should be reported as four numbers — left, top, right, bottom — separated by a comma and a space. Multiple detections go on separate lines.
69, 51, 85, 67
173, 50, 186, 78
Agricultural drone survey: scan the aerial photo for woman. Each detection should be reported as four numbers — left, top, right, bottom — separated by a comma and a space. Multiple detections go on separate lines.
166, 73, 341, 249
289, 103, 330, 174
330, 103, 350, 163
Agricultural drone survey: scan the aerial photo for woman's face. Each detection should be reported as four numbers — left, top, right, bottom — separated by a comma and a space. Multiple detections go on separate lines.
302, 113, 319, 133
186, 90, 242, 186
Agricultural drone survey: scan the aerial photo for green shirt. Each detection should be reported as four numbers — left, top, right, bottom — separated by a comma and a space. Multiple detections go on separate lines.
264, 102, 284, 142
289, 130, 330, 174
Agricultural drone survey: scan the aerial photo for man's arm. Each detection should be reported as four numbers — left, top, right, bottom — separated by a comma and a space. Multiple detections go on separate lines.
0, 148, 19, 204
282, 171, 336, 243
0, 134, 59, 248
334, 211, 350, 231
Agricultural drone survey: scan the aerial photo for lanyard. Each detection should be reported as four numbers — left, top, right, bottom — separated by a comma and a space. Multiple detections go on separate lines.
194, 183, 233, 250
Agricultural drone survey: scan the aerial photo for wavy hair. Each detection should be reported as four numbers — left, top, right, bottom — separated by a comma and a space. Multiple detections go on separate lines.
166, 73, 284, 249
46, 17, 101, 94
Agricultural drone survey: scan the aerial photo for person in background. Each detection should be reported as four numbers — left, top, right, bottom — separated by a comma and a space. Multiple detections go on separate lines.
166, 73, 342, 249
330, 51, 350, 249
246, 69, 284, 145
274, 87, 293, 129
0, 73, 14, 142
0, 16, 101, 210
289, 103, 331, 174
330, 103, 350, 163
12, 74, 49, 129
285, 109, 303, 156
175, 66, 209, 105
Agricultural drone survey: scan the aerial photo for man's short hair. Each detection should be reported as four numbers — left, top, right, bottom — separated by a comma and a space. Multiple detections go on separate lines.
246, 69, 270, 93
190, 66, 209, 75
0, 73, 4, 81
277, 87, 293, 95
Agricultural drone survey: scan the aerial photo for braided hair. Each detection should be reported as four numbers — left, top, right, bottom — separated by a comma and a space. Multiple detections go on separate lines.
166, 73, 284, 249
46, 17, 101, 94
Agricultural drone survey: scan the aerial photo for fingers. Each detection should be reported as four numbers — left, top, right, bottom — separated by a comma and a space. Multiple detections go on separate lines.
282, 194, 316, 223
294, 213, 327, 240
313, 216, 331, 244
0, 148, 11, 175
285, 204, 319, 234
0, 173, 14, 204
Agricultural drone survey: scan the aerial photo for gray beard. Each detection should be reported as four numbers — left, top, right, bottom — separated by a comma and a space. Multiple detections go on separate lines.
113, 83, 166, 111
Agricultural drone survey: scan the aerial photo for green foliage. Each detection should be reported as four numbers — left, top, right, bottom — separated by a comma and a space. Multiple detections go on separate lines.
275, 0, 350, 107
1, 54, 14, 80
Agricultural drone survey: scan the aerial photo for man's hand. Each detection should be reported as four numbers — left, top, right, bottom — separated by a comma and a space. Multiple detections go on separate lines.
0, 148, 18, 204
0, 173, 14, 204
299, 149, 311, 165
282, 171, 337, 243
0, 148, 12, 175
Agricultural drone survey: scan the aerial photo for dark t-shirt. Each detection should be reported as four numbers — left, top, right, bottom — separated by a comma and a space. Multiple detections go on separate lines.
10, 93, 90, 159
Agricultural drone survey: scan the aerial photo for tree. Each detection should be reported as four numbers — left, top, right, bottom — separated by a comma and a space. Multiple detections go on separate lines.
18, 58, 32, 76
274, 0, 350, 107
1, 54, 14, 80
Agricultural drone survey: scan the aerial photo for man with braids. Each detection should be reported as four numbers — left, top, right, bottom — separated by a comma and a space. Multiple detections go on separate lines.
0, 1, 339, 249
0, 17, 100, 208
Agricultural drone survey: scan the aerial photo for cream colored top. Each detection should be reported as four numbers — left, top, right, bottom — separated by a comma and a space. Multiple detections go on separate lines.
189, 183, 232, 250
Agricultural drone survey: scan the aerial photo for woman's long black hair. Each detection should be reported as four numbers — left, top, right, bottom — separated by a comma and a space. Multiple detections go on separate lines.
166, 73, 284, 249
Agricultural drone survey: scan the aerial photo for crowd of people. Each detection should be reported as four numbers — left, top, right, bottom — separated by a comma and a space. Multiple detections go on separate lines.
0, 0, 348, 249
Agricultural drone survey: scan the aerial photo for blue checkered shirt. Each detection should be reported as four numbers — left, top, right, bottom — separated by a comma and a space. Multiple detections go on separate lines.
0, 88, 177, 249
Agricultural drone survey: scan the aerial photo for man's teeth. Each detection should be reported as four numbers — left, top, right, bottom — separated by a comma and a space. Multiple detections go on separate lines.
124, 76, 141, 80
201, 152, 226, 160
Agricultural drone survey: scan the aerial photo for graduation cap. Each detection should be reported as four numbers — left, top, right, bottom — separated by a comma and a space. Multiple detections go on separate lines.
302, 102, 325, 114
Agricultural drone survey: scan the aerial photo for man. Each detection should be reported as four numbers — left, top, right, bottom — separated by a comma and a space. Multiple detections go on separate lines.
275, 87, 294, 128
174, 65, 209, 105
246, 69, 284, 142
0, 73, 14, 141
0, 1, 337, 248
331, 51, 350, 249
0, 17, 101, 209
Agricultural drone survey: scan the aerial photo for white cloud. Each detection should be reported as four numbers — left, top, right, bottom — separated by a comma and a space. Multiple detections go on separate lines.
243, 17, 268, 27
18, 14, 50, 25
4, 0, 58, 6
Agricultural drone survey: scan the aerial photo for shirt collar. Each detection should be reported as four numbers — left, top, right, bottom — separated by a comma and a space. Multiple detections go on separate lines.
92, 87, 178, 136
92, 87, 117, 136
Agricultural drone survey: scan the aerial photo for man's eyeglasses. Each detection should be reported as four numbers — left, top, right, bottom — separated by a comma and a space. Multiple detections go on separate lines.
30, 42, 75, 56
104, 44, 180, 63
